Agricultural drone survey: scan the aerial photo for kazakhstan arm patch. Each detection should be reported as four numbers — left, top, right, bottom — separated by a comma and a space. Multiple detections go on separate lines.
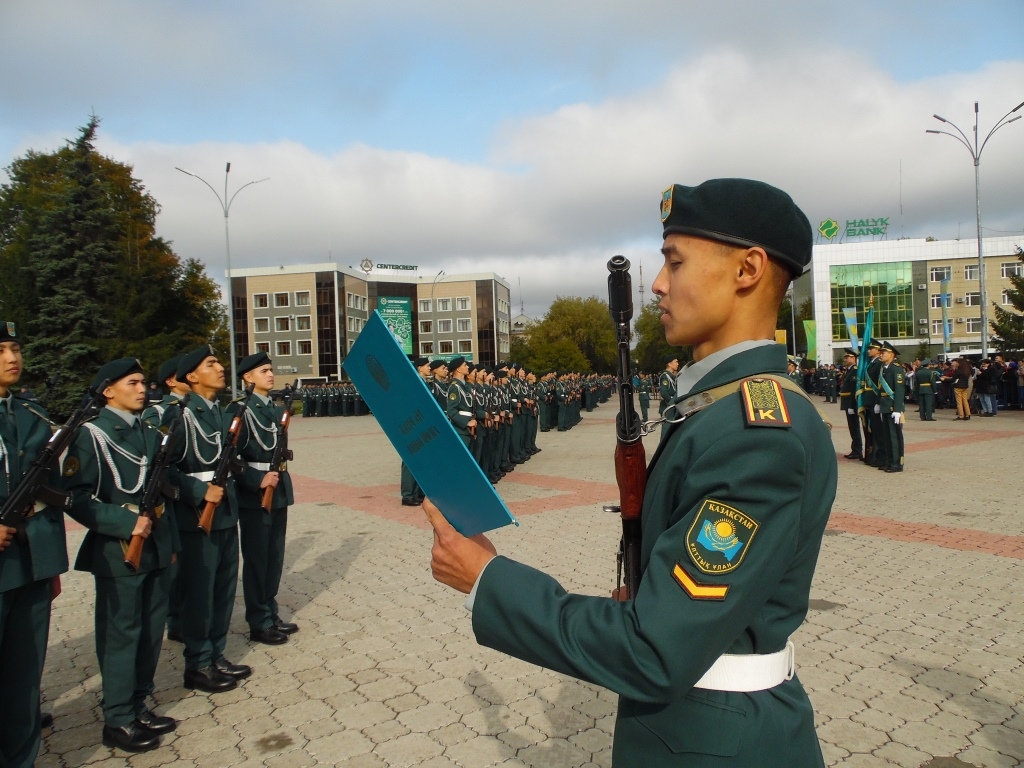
740, 378, 791, 428
686, 499, 759, 575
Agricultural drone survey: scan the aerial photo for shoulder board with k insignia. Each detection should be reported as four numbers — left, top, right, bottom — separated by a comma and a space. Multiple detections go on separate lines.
740, 378, 792, 428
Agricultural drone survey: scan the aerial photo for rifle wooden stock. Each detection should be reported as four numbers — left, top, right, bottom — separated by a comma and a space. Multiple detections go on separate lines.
123, 535, 145, 572
199, 403, 247, 534
198, 497, 217, 534
260, 388, 294, 512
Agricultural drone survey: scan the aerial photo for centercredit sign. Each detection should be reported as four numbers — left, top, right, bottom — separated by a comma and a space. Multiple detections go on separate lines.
359, 259, 419, 274
818, 217, 889, 240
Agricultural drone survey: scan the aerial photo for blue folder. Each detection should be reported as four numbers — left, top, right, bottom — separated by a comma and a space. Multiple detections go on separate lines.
344, 311, 518, 536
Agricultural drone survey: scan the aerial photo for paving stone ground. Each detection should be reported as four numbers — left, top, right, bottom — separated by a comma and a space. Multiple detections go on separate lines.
39, 399, 1024, 767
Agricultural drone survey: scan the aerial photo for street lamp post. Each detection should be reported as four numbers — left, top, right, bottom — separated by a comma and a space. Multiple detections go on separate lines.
176, 163, 269, 397
429, 270, 445, 359
927, 99, 1024, 358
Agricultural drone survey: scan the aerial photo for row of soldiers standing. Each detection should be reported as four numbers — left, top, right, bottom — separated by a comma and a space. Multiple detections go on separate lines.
0, 326, 299, 764
837, 339, 906, 472
300, 382, 368, 417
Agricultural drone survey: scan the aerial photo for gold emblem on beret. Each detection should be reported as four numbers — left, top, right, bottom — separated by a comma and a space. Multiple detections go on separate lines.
661, 186, 673, 223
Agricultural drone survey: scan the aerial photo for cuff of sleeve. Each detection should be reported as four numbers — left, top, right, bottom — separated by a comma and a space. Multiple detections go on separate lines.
464, 556, 497, 612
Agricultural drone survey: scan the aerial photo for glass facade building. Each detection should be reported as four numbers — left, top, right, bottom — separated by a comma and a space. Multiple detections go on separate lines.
829, 262, 914, 341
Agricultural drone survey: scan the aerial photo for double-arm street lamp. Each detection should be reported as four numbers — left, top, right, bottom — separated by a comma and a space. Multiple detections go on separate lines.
927, 100, 1024, 358
176, 163, 269, 397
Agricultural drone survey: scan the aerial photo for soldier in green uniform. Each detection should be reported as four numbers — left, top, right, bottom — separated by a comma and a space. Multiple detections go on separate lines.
914, 361, 938, 421
62, 359, 178, 753
171, 346, 248, 692
428, 361, 449, 409
401, 358, 431, 505
141, 356, 188, 428
635, 373, 650, 422
839, 349, 863, 459
877, 342, 906, 472
444, 357, 476, 449
657, 356, 679, 437
234, 353, 297, 645
786, 358, 801, 388
424, 178, 836, 767
862, 338, 883, 466
0, 322, 68, 768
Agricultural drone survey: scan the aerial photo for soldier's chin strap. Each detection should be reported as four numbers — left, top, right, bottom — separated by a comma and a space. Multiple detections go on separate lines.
642, 374, 831, 435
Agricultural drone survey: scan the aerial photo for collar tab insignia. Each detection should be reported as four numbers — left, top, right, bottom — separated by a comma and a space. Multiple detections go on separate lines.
740, 378, 791, 428
686, 498, 759, 575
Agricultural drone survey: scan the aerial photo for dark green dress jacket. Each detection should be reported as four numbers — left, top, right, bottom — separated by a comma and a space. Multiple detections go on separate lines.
170, 396, 238, 531
62, 408, 178, 577
473, 344, 837, 767
0, 397, 68, 592
233, 397, 295, 510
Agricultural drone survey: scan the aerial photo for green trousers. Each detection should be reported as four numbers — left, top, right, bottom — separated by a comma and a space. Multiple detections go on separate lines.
94, 569, 170, 726
0, 578, 52, 768
400, 462, 422, 502
239, 506, 288, 631
178, 526, 239, 669
918, 394, 935, 420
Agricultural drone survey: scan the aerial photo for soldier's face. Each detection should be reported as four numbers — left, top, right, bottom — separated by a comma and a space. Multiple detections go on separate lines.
190, 356, 226, 391
245, 363, 274, 393
844, 355, 855, 366
653, 235, 739, 351
0, 341, 23, 392
105, 373, 147, 412
880, 350, 895, 365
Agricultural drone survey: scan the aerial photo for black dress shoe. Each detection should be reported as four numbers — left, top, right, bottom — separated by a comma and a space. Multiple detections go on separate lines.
843, 452, 862, 460
166, 628, 184, 643
213, 657, 253, 679
400, 498, 420, 507
273, 619, 298, 635
184, 666, 237, 692
135, 708, 176, 734
102, 722, 160, 752
40, 711, 53, 729
250, 627, 288, 645
885, 466, 904, 473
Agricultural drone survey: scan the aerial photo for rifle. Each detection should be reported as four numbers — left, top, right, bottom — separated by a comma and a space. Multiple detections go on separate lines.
0, 381, 109, 541
260, 384, 295, 512
604, 256, 646, 601
123, 394, 190, 572
197, 384, 254, 534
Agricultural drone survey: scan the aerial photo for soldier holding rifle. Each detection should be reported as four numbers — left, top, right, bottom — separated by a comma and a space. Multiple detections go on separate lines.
0, 322, 69, 768
425, 179, 837, 767
61, 358, 179, 753
234, 352, 297, 645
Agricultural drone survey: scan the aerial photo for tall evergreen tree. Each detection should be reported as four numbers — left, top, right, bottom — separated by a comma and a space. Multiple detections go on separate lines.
0, 116, 228, 417
990, 246, 1024, 353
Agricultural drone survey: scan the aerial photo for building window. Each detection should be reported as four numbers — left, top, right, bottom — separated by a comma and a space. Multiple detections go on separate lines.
253, 293, 269, 309
964, 292, 981, 307
456, 297, 470, 311
275, 317, 290, 332
420, 341, 434, 355
296, 315, 311, 331
437, 298, 451, 312
964, 264, 979, 280
419, 299, 432, 313
966, 318, 983, 334
347, 338, 356, 351
347, 316, 364, 332
929, 266, 951, 282
1002, 290, 1012, 305
254, 318, 269, 333
929, 294, 952, 309
360, 296, 367, 311
830, 262, 914, 340
437, 319, 452, 334
439, 340, 454, 354
255, 342, 270, 354
420, 320, 432, 334
298, 340, 312, 355
458, 339, 472, 354
276, 341, 291, 356
274, 292, 289, 308
931, 319, 952, 335
295, 291, 311, 307
457, 318, 472, 333
1002, 262, 1023, 278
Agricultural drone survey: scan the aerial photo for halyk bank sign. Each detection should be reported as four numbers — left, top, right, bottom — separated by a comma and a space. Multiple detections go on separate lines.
818, 217, 889, 240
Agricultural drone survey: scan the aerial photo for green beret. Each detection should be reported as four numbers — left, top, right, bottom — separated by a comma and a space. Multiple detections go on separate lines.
660, 178, 812, 277
177, 345, 218, 381
448, 356, 466, 370
495, 370, 508, 379
238, 352, 272, 376
0, 321, 22, 344
663, 354, 679, 364
428, 360, 447, 371
91, 358, 144, 392
158, 355, 182, 384
413, 357, 429, 367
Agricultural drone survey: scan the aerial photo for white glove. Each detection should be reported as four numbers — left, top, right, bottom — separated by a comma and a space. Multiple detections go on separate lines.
873, 404, 881, 414
847, 408, 855, 415
892, 412, 902, 424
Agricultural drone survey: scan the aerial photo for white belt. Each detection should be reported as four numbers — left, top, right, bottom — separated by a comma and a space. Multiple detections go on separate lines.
187, 471, 215, 482
249, 462, 272, 471
458, 411, 473, 417
693, 641, 795, 692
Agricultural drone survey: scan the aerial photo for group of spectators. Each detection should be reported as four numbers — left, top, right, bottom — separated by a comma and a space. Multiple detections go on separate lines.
802, 355, 1024, 419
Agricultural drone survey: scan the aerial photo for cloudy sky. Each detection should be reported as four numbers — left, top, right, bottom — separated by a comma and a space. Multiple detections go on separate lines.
2, 1, 1023, 317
